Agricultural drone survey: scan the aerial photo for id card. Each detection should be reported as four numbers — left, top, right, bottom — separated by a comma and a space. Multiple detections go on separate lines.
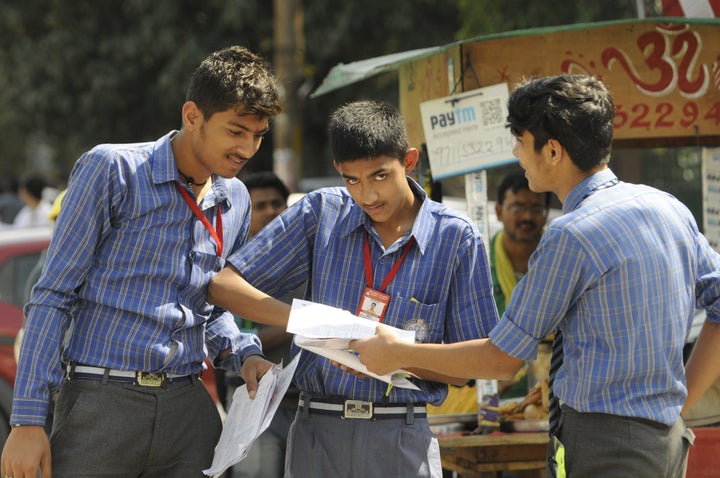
356, 287, 390, 322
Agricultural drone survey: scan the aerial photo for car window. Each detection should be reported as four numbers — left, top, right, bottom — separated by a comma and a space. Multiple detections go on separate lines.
0, 252, 44, 307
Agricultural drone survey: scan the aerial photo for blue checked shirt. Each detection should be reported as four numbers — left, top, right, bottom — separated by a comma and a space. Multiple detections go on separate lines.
490, 169, 720, 426
12, 131, 262, 426
230, 178, 498, 405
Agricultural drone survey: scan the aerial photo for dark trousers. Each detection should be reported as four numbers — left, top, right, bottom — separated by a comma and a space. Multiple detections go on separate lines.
547, 405, 694, 478
50, 376, 222, 477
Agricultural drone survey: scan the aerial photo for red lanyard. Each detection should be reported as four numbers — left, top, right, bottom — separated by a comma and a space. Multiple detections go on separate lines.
175, 182, 223, 257
362, 228, 414, 292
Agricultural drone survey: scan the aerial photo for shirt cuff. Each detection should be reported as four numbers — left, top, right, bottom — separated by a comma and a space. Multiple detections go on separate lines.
10, 398, 50, 427
488, 317, 541, 361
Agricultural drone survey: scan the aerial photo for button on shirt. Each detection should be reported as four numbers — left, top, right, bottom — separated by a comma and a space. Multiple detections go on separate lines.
490, 169, 720, 426
230, 179, 498, 405
12, 131, 262, 426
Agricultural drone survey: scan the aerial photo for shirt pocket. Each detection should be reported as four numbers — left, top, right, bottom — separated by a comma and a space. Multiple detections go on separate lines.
385, 295, 446, 343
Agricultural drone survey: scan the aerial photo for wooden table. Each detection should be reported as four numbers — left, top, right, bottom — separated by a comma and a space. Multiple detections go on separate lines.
438, 432, 549, 478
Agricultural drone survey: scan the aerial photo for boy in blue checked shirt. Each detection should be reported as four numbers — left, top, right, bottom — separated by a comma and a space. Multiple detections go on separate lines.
2, 46, 278, 478
351, 75, 720, 478
208, 100, 498, 477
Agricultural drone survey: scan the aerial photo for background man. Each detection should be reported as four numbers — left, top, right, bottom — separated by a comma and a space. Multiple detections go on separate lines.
492, 171, 551, 399
228, 170, 300, 478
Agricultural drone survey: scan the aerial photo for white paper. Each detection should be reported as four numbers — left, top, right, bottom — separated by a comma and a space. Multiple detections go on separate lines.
288, 299, 420, 390
203, 353, 300, 477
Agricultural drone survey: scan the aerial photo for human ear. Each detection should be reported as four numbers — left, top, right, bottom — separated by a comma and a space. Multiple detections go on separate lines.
181, 101, 202, 130
545, 139, 563, 165
403, 148, 419, 173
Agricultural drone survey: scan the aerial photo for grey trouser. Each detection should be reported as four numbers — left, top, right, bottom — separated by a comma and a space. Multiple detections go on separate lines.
50, 375, 222, 477
285, 397, 442, 478
232, 406, 294, 478
547, 405, 695, 478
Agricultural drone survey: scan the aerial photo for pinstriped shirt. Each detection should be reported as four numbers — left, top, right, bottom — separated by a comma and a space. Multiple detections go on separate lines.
230, 178, 498, 405
12, 131, 262, 426
490, 169, 720, 426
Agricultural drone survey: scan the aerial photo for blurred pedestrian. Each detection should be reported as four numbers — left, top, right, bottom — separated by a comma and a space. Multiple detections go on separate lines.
229, 171, 301, 478
12, 173, 52, 228
0, 177, 24, 225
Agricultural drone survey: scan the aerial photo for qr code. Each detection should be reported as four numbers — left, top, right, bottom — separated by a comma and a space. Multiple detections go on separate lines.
479, 98, 503, 126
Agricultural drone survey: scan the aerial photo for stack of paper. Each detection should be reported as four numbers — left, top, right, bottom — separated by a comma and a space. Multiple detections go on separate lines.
203, 354, 300, 477
287, 299, 420, 390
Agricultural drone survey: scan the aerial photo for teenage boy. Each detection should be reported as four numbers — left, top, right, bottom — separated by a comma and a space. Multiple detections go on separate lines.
1, 46, 280, 478
208, 100, 498, 477
350, 75, 720, 478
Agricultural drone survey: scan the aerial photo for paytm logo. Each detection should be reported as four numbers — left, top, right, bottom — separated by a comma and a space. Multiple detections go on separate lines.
429, 105, 476, 130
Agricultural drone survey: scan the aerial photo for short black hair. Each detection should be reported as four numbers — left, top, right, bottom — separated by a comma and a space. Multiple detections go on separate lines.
506, 74, 614, 172
497, 171, 551, 206
242, 171, 290, 201
186, 45, 282, 120
328, 100, 408, 164
19, 173, 47, 201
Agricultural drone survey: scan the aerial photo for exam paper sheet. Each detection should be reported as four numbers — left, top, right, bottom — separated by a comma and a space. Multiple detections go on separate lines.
288, 299, 420, 390
203, 353, 300, 477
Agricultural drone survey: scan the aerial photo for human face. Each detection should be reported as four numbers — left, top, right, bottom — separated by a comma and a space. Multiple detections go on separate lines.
249, 186, 287, 236
334, 154, 415, 226
496, 188, 547, 243
512, 130, 552, 194
191, 107, 270, 179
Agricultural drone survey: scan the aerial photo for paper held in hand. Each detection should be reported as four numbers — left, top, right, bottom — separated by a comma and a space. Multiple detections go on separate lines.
287, 299, 420, 390
203, 354, 300, 477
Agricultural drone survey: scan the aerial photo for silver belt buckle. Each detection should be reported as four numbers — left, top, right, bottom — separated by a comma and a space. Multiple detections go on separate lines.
136, 371, 166, 387
343, 400, 373, 419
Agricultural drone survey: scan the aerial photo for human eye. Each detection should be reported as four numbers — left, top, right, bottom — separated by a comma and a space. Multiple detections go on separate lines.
345, 177, 359, 186
374, 173, 388, 181
507, 203, 525, 214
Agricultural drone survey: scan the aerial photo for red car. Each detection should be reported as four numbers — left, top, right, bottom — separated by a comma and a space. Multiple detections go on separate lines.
0, 227, 221, 450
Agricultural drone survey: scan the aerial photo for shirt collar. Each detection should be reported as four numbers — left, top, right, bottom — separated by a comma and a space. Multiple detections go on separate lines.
340, 177, 432, 255
563, 168, 619, 214
150, 130, 230, 205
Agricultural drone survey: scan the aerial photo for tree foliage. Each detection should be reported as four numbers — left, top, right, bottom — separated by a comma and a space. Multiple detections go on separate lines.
0, 0, 664, 185
456, 0, 659, 39
0, 0, 273, 181
0, 0, 462, 185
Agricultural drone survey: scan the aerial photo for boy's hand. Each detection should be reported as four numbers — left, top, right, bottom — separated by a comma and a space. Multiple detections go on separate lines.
349, 325, 404, 376
240, 355, 276, 399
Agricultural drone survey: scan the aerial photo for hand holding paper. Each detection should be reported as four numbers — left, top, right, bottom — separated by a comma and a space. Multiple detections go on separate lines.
203, 354, 300, 477
287, 299, 419, 390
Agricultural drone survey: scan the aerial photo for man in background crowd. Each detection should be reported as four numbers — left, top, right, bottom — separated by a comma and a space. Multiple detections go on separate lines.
227, 170, 301, 478
13, 173, 53, 228
492, 171, 551, 399
427, 171, 550, 420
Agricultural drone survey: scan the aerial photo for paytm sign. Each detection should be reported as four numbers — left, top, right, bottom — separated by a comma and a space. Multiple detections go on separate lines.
429, 105, 477, 129
420, 83, 516, 180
